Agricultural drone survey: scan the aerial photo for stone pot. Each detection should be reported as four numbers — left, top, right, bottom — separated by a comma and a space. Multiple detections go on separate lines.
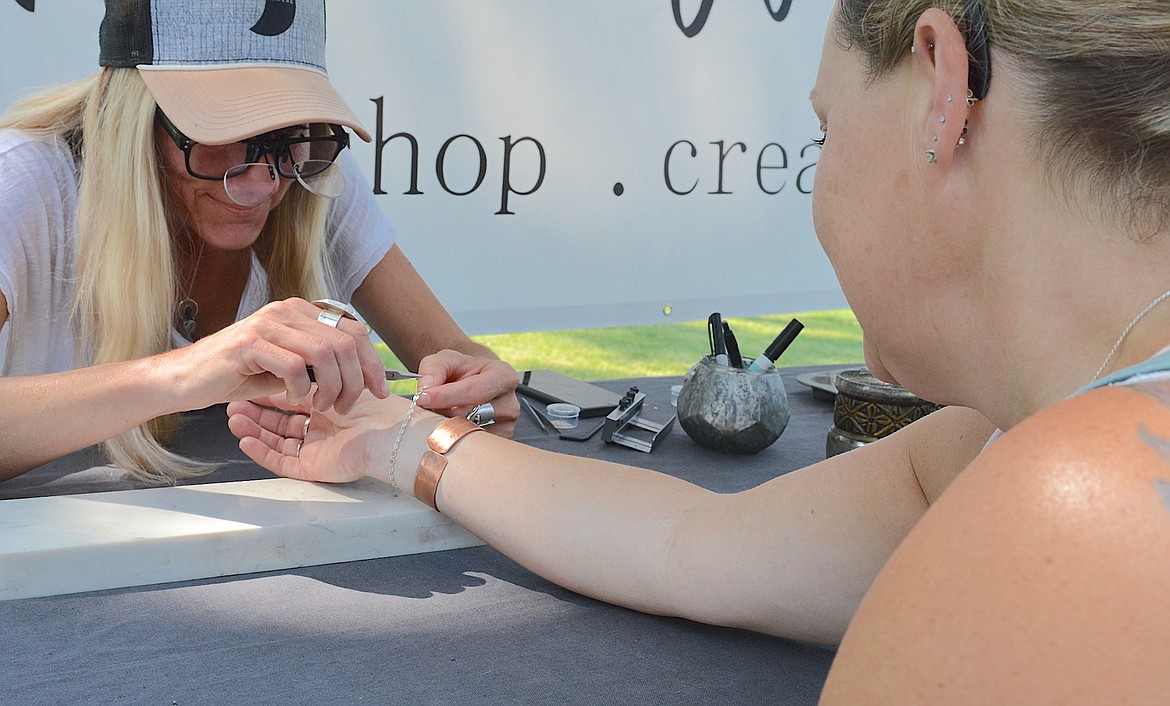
677, 356, 790, 454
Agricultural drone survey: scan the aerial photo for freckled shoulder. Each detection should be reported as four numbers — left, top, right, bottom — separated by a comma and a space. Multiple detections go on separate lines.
821, 385, 1170, 704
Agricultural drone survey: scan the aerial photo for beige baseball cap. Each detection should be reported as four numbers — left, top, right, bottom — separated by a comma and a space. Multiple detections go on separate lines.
99, 0, 371, 146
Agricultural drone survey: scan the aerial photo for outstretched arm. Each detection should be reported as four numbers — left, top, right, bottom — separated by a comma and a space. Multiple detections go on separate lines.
351, 244, 519, 436
0, 295, 390, 479
229, 392, 992, 644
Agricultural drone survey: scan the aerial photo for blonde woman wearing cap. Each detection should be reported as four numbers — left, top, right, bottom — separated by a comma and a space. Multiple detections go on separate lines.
0, 0, 517, 484
231, 0, 1170, 700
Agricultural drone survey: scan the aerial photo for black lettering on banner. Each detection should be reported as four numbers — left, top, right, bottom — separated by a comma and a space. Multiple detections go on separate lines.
436, 134, 488, 196
797, 142, 820, 195
709, 140, 747, 195
368, 99, 547, 214
763, 0, 794, 22
368, 101, 817, 209
672, 0, 794, 38
664, 140, 699, 195
370, 97, 423, 196
672, 0, 714, 38
756, 142, 788, 195
665, 139, 816, 196
497, 136, 547, 216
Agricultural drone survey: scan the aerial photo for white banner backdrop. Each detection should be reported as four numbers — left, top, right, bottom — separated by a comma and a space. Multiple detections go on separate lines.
0, 1, 842, 335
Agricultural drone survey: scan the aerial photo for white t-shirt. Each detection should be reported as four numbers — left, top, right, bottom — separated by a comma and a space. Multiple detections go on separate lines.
0, 129, 395, 376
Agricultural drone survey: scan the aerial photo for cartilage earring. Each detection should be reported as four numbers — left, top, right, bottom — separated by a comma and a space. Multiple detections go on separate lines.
939, 115, 946, 123
946, 94, 953, 103
925, 149, 938, 164
966, 89, 976, 107
932, 133, 939, 142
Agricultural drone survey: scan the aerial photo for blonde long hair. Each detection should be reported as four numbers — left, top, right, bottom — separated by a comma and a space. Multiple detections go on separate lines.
1, 68, 334, 484
835, 0, 1170, 237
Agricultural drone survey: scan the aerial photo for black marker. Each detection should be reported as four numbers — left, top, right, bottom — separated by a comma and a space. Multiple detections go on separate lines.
722, 321, 744, 368
708, 312, 729, 366
748, 318, 804, 372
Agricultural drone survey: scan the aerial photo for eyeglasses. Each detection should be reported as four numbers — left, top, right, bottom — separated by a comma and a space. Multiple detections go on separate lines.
155, 108, 350, 206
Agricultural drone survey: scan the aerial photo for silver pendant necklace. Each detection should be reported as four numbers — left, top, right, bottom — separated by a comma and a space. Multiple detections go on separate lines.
176, 238, 206, 341
1090, 287, 1170, 383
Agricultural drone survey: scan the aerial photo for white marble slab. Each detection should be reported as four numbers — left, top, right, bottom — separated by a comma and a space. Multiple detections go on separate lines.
0, 478, 484, 600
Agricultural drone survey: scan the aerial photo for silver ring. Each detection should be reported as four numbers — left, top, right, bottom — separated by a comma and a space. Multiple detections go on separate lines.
302, 416, 311, 438
311, 298, 358, 321
467, 402, 496, 427
294, 440, 303, 458
317, 309, 343, 328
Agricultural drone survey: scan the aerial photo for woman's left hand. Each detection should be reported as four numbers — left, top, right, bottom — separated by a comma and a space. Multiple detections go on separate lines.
415, 349, 519, 438
227, 391, 404, 484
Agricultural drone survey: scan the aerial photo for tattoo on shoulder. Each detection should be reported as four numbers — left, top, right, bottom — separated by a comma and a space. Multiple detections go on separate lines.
1137, 421, 1170, 461
1130, 380, 1170, 408
1137, 429, 1170, 511
1120, 385, 1170, 511
1140, 426, 1170, 463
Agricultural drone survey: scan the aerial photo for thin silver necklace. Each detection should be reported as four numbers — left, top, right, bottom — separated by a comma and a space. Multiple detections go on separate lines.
176, 238, 206, 341
1090, 287, 1170, 383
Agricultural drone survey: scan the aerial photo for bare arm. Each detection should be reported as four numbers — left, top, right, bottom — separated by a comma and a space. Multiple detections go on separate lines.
0, 356, 175, 479
0, 289, 170, 478
0, 294, 389, 479
822, 385, 1170, 702
352, 244, 497, 369
229, 395, 993, 644
351, 244, 519, 432
433, 403, 991, 643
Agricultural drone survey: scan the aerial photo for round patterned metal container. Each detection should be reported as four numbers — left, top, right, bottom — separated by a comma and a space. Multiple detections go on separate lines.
826, 369, 942, 456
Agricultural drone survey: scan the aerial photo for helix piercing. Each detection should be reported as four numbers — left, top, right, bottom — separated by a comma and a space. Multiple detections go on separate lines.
925, 149, 938, 164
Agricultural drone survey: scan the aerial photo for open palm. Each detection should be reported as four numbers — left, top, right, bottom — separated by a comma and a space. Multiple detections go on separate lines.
226, 391, 407, 484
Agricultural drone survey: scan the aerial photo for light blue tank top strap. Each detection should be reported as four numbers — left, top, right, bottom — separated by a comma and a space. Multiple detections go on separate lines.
983, 348, 1170, 453
1074, 348, 1170, 395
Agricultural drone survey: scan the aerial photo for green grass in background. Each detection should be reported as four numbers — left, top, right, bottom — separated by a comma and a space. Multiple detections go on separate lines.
377, 308, 864, 385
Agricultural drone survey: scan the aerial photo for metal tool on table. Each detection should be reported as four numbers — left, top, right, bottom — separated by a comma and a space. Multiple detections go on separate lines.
307, 368, 421, 382
602, 386, 675, 453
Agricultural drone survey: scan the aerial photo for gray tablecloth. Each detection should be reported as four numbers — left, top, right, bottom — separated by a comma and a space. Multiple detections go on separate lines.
1, 364, 855, 705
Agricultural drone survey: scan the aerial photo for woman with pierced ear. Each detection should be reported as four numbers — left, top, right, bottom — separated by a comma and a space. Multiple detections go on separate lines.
233, 0, 1170, 700
0, 0, 518, 485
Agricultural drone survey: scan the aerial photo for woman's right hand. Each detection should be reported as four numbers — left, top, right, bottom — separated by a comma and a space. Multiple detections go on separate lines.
162, 298, 391, 415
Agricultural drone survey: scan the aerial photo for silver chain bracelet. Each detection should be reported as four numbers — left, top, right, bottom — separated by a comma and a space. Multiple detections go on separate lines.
388, 391, 421, 495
